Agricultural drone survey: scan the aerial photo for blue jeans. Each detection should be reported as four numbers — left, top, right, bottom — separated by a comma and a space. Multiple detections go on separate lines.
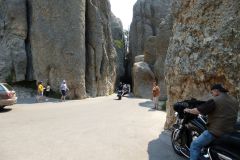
190, 130, 216, 160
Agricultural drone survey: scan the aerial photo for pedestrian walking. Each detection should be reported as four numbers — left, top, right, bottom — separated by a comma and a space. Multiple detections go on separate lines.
60, 80, 69, 102
152, 81, 160, 109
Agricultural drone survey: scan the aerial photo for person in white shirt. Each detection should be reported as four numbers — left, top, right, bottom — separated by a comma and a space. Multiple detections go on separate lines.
60, 80, 69, 102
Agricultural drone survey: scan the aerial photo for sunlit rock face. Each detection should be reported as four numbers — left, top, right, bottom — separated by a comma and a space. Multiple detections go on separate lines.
28, 0, 87, 99
129, 0, 171, 63
110, 13, 125, 85
0, 0, 117, 99
129, 0, 172, 99
146, 14, 173, 100
85, 0, 117, 97
0, 0, 27, 82
132, 61, 155, 98
164, 0, 240, 129
28, 0, 116, 98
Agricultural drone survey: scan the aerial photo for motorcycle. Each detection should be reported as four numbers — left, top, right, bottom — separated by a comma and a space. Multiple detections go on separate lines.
122, 84, 130, 97
171, 98, 240, 160
117, 89, 123, 100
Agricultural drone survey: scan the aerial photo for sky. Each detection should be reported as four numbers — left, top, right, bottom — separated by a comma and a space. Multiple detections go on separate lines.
109, 0, 137, 30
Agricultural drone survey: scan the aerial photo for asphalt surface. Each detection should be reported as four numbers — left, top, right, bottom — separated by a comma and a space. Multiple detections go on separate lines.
0, 95, 185, 160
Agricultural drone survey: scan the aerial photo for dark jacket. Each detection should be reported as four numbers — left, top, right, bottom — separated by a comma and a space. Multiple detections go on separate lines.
198, 93, 239, 136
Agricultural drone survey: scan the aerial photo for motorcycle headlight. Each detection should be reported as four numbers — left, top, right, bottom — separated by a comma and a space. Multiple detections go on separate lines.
175, 112, 178, 117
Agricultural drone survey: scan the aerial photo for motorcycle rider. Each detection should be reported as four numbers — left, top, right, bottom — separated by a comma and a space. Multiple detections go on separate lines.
122, 83, 129, 96
118, 82, 123, 91
184, 84, 239, 160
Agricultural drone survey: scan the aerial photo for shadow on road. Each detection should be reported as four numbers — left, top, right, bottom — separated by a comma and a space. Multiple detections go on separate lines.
0, 108, 12, 113
17, 97, 60, 104
17, 98, 37, 104
139, 101, 159, 112
148, 130, 186, 160
139, 100, 153, 108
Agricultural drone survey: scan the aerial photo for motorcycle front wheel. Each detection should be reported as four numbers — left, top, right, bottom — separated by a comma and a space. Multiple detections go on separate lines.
171, 128, 184, 156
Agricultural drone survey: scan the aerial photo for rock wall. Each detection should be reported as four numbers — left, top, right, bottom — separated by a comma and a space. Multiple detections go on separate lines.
110, 13, 125, 85
29, 0, 87, 99
129, 0, 171, 66
85, 0, 116, 97
129, 0, 172, 99
0, 0, 118, 99
0, 0, 27, 82
165, 0, 240, 129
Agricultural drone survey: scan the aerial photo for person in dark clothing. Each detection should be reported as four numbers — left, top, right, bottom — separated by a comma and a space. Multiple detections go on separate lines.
116, 82, 124, 100
118, 82, 123, 91
184, 84, 239, 160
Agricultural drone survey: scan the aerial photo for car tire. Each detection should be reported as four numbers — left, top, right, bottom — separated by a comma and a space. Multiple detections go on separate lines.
0, 106, 6, 109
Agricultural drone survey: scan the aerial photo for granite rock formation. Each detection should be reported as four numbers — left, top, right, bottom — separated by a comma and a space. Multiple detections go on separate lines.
129, 0, 172, 99
152, 14, 173, 100
86, 0, 116, 97
0, 0, 118, 99
165, 0, 240, 129
110, 13, 125, 85
0, 0, 27, 82
129, 0, 171, 66
28, 0, 87, 98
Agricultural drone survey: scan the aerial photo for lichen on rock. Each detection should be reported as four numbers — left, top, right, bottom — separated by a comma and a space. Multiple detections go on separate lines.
165, 0, 240, 129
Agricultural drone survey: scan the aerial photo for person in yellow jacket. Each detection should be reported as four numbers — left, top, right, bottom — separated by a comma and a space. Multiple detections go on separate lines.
36, 81, 44, 102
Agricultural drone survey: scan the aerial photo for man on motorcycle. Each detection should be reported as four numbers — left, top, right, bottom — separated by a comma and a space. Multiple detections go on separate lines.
184, 84, 239, 160
118, 82, 123, 91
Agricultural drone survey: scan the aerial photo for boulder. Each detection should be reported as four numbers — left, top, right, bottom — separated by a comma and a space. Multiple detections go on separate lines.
132, 62, 155, 98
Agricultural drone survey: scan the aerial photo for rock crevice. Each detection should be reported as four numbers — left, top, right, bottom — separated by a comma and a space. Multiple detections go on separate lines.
0, 0, 123, 99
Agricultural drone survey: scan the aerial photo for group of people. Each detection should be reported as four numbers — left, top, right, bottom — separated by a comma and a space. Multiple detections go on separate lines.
36, 80, 69, 102
36, 81, 51, 102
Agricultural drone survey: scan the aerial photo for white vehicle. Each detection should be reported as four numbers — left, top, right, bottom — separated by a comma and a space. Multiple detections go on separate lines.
0, 83, 17, 109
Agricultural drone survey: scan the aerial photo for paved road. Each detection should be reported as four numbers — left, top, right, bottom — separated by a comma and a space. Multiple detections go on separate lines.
0, 95, 185, 160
